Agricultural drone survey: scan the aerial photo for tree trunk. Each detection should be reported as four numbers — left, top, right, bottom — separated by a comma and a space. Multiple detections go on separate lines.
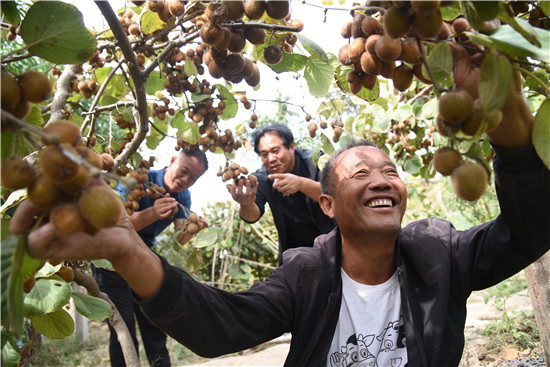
524, 251, 550, 361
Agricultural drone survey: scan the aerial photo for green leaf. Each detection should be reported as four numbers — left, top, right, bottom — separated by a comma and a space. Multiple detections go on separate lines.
426, 43, 453, 89
72, 292, 112, 322
23, 276, 72, 317
540, 2, 550, 17
193, 228, 218, 249
178, 122, 200, 145
403, 155, 423, 175
19, 2, 97, 64
184, 57, 198, 77
472, 1, 500, 22
0, 190, 26, 215
391, 104, 414, 122
1, 1, 21, 25
371, 104, 390, 133
30, 308, 74, 339
304, 57, 334, 98
21, 251, 45, 283
466, 19, 549, 61
35, 262, 61, 279
497, 7, 542, 48
215, 84, 238, 119
146, 135, 161, 150
170, 111, 187, 130
140, 9, 167, 35
533, 98, 550, 170
440, 3, 463, 21
1, 230, 16, 328
478, 50, 512, 116
1, 332, 20, 367
90, 259, 114, 270
297, 34, 328, 62
334, 65, 380, 102
320, 133, 335, 156
7, 235, 26, 335
145, 71, 167, 95
460, 1, 482, 30
267, 51, 308, 73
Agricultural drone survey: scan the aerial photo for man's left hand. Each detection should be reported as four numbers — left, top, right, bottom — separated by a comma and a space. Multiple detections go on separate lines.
268, 173, 302, 195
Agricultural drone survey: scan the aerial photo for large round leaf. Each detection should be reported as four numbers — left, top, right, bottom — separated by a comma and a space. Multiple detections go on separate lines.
23, 276, 72, 317
30, 308, 74, 339
19, 2, 97, 64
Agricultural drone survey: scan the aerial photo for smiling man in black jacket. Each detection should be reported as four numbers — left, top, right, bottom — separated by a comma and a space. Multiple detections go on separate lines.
12, 46, 550, 366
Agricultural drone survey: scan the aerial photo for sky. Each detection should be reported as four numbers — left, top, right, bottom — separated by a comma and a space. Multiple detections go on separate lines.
68, 0, 353, 212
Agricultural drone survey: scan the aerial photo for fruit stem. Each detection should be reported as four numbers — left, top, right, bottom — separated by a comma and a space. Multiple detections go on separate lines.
416, 37, 444, 98
515, 65, 550, 96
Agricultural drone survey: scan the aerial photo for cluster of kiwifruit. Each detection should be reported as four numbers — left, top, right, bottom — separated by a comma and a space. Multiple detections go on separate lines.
330, 119, 345, 143
217, 161, 257, 186
432, 146, 489, 201
119, 8, 141, 40
147, 0, 188, 23
248, 112, 258, 129
182, 212, 204, 235
72, 78, 99, 99
4, 24, 19, 42
338, 1, 457, 95
151, 98, 176, 121
0, 121, 124, 237
1, 69, 52, 121
437, 88, 502, 139
509, 1, 549, 28
196, 126, 243, 153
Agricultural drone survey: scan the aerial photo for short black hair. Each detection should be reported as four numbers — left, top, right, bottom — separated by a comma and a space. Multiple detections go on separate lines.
250, 123, 294, 155
180, 148, 208, 171
320, 139, 379, 195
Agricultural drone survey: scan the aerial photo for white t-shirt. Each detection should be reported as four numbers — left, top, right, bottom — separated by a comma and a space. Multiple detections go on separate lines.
326, 269, 408, 367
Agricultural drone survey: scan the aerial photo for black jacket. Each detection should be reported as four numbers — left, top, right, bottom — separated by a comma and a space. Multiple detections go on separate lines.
136, 144, 550, 366
245, 148, 335, 258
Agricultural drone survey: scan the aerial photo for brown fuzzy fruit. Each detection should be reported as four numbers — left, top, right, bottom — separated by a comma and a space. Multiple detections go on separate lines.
432, 147, 462, 176
266, 0, 289, 20
412, 63, 431, 84
27, 175, 62, 209
361, 16, 382, 37
451, 162, 488, 201
245, 64, 260, 87
360, 51, 382, 75
148, 0, 164, 12
338, 44, 353, 66
57, 164, 91, 196
43, 120, 82, 147
341, 21, 352, 38
375, 35, 402, 63
392, 63, 413, 91
361, 74, 377, 90
223, 0, 245, 20
248, 174, 257, 185
349, 37, 366, 63
50, 204, 87, 236
57, 266, 75, 282
411, 0, 441, 16
101, 153, 115, 171
438, 89, 474, 124
264, 45, 283, 65
78, 185, 124, 230
40, 144, 80, 183
351, 13, 366, 39
461, 99, 484, 136
383, 5, 412, 38
200, 23, 224, 45
411, 9, 443, 39
188, 213, 199, 223
5, 98, 30, 119
168, 0, 186, 17
244, 27, 266, 45
228, 31, 246, 52
1, 157, 34, 191
1, 70, 21, 108
187, 222, 199, 234
400, 38, 423, 65
243, 0, 266, 19
18, 70, 52, 103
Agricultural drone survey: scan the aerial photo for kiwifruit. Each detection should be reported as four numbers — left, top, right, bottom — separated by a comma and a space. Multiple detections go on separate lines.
43, 120, 82, 147
361, 16, 382, 37
223, 0, 245, 20
243, 0, 266, 20
100, 153, 115, 171
188, 213, 199, 223
132, 0, 146, 5
4, 98, 31, 119
128, 23, 141, 36
461, 99, 484, 136
391, 63, 413, 91
266, 0, 289, 20
50, 204, 87, 236
200, 23, 224, 45
40, 144, 79, 183
289, 19, 304, 32
351, 13, 366, 39
451, 162, 488, 201
27, 174, 62, 209
361, 73, 377, 90
341, 21, 352, 38
437, 21, 452, 39
346, 70, 362, 84
349, 79, 363, 94
57, 164, 90, 196
77, 146, 103, 169
452, 17, 470, 42
57, 266, 75, 282
383, 5, 412, 38
228, 31, 246, 52
338, 44, 353, 66
1, 157, 34, 190
360, 51, 382, 75
148, 0, 164, 12
436, 115, 460, 137
432, 147, 462, 176
187, 222, 199, 234
399, 37, 423, 64
264, 45, 283, 65
158, 3, 174, 22
241, 58, 256, 79
411, 0, 441, 16
485, 110, 503, 133
168, 0, 186, 17
1, 70, 21, 108
349, 37, 367, 62
438, 89, 473, 124
365, 34, 381, 55
214, 29, 232, 52
380, 61, 396, 79
375, 35, 402, 63
18, 70, 52, 103
411, 9, 443, 39
245, 64, 260, 87
210, 47, 228, 62
244, 27, 266, 45
78, 185, 124, 229
208, 60, 226, 79
225, 53, 245, 74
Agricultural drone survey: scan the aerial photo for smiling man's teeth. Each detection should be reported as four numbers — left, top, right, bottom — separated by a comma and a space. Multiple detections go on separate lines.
367, 199, 393, 208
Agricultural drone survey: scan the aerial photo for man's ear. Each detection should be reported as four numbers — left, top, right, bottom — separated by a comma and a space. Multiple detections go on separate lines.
289, 142, 295, 154
168, 155, 177, 166
319, 194, 335, 219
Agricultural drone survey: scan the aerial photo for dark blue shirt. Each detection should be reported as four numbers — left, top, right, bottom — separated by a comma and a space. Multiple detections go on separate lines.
116, 167, 192, 248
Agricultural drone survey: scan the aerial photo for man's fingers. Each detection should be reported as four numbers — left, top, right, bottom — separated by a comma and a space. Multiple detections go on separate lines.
10, 200, 43, 234
26, 223, 59, 259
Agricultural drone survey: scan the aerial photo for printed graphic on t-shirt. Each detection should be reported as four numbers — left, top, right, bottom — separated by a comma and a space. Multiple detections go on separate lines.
328, 317, 407, 367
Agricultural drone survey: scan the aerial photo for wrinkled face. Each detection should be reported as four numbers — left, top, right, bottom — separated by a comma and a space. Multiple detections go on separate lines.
258, 132, 295, 174
164, 154, 206, 193
321, 146, 407, 238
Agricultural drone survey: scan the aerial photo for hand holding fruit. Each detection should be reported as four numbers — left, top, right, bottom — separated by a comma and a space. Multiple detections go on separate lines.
227, 177, 258, 206
152, 194, 179, 220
